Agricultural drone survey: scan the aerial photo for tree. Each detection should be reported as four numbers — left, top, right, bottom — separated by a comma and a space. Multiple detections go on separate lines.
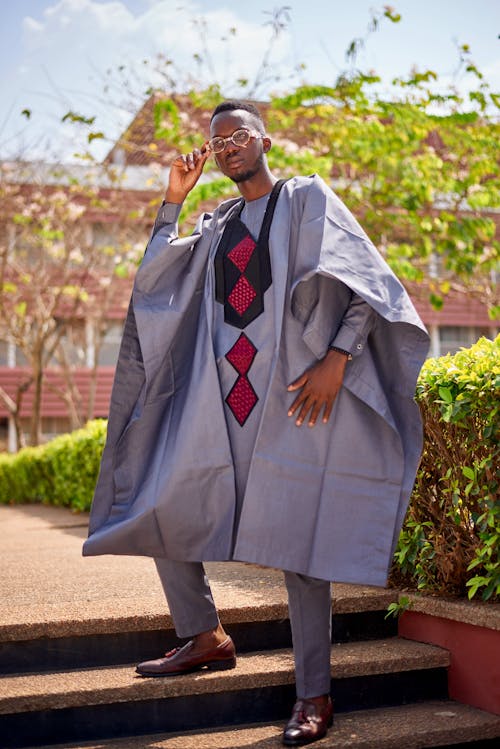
266, 70, 499, 317
0, 163, 152, 445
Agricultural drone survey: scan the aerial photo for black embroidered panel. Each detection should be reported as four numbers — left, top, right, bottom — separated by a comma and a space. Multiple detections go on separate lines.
214, 178, 286, 330
214, 218, 271, 329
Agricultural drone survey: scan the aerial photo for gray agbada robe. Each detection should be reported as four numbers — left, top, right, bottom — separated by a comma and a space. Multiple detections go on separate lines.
83, 175, 429, 587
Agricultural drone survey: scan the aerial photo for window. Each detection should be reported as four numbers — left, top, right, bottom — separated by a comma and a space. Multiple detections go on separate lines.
0, 417, 8, 452
15, 347, 28, 366
97, 322, 124, 366
0, 341, 8, 366
52, 321, 87, 367
439, 326, 492, 356
40, 417, 72, 443
0, 340, 27, 366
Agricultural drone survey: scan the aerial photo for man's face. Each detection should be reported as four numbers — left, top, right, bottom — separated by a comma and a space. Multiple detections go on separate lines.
209, 110, 268, 184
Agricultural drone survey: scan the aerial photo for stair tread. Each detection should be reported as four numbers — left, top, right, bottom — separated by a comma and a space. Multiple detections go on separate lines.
0, 580, 396, 643
1, 507, 399, 643
0, 638, 449, 715
24, 700, 500, 749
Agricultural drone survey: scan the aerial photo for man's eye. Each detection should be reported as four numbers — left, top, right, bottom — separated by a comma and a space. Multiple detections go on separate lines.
233, 130, 249, 144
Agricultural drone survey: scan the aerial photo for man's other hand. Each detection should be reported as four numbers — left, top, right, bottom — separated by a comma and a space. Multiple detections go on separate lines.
287, 349, 348, 427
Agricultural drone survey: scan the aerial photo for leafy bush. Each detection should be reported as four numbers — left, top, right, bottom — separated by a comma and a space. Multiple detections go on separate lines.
0, 419, 107, 512
390, 335, 499, 602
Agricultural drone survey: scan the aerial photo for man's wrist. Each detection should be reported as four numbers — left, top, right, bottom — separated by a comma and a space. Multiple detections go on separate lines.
328, 345, 352, 361
164, 189, 186, 204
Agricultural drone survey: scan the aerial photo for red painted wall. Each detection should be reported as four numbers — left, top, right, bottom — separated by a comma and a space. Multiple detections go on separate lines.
399, 611, 500, 715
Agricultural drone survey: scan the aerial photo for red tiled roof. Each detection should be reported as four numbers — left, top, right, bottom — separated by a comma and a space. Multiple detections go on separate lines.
3, 181, 159, 223
104, 93, 270, 167
0, 367, 115, 419
406, 283, 494, 327
105, 93, 212, 167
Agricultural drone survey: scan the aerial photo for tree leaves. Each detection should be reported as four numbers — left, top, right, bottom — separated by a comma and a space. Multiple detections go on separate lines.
62, 111, 96, 125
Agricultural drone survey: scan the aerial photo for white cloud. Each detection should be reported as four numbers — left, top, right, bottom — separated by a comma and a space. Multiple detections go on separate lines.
20, 0, 291, 93
3, 0, 292, 159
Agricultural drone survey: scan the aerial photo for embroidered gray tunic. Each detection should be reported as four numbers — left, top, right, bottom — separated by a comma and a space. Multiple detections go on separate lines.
215, 192, 276, 517
83, 175, 429, 586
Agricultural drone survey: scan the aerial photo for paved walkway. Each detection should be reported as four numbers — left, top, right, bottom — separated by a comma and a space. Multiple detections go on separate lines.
0, 504, 396, 642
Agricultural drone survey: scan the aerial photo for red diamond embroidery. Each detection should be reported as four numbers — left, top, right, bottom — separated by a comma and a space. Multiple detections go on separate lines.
228, 275, 256, 316
226, 333, 257, 375
227, 235, 256, 273
225, 334, 259, 426
226, 377, 258, 426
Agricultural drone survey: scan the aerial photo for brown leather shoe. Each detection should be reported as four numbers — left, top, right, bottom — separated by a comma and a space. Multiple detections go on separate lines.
135, 635, 236, 677
282, 696, 334, 746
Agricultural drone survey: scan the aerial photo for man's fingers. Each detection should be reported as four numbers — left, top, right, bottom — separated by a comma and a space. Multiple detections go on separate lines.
287, 392, 305, 417
288, 392, 314, 426
287, 374, 308, 391
322, 398, 334, 424
173, 147, 210, 173
308, 400, 323, 428
172, 154, 188, 172
295, 398, 313, 427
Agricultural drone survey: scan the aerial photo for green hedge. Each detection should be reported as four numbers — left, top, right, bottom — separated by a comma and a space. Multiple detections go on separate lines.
390, 335, 499, 602
1, 336, 498, 601
0, 419, 107, 512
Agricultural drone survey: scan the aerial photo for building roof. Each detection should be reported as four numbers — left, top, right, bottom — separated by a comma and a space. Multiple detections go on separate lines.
0, 367, 115, 420
104, 93, 215, 167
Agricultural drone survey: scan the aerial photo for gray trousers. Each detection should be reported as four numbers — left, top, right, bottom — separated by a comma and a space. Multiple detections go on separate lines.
154, 558, 332, 699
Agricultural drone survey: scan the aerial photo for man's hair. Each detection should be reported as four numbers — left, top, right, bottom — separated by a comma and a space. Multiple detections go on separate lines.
210, 100, 265, 133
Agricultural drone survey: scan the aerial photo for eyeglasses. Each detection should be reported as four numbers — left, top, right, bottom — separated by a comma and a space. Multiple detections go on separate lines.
207, 128, 263, 154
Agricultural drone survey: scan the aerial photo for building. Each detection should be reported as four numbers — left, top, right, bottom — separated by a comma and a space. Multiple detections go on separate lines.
0, 95, 497, 451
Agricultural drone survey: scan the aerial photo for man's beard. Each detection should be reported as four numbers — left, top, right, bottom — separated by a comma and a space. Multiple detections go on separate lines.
228, 155, 264, 184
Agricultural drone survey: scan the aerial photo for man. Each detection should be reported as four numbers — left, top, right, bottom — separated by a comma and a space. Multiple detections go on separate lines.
84, 101, 429, 746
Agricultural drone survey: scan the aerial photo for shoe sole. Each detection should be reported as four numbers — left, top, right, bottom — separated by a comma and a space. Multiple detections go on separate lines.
135, 657, 237, 678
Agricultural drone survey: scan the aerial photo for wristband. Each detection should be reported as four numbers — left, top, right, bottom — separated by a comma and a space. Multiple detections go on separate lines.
328, 345, 353, 360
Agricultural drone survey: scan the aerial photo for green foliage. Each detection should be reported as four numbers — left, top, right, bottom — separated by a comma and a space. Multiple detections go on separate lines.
0, 420, 107, 512
385, 595, 411, 620
153, 98, 181, 141
178, 177, 237, 228
62, 111, 96, 126
266, 74, 499, 317
390, 336, 500, 602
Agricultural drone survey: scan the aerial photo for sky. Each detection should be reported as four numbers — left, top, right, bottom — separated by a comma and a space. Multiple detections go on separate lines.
0, 0, 499, 162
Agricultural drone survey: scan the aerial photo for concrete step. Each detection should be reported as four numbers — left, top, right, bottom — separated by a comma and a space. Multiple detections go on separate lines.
0, 506, 398, 648
1, 506, 400, 675
0, 638, 450, 748
23, 700, 500, 749
1, 607, 398, 675
0, 575, 398, 643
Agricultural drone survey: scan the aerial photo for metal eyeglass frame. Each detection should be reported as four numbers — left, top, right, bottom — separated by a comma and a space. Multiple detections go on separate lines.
207, 128, 263, 154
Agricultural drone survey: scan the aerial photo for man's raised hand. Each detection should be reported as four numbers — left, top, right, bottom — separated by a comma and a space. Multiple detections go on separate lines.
165, 144, 211, 204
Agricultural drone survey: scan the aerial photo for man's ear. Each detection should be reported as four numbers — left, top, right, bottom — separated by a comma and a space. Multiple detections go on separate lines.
263, 137, 272, 153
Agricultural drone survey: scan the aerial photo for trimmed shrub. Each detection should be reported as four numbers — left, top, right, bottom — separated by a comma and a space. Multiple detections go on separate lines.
0, 419, 107, 512
390, 335, 499, 602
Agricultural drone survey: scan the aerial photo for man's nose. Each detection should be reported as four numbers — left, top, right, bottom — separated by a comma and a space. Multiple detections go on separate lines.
225, 139, 239, 154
